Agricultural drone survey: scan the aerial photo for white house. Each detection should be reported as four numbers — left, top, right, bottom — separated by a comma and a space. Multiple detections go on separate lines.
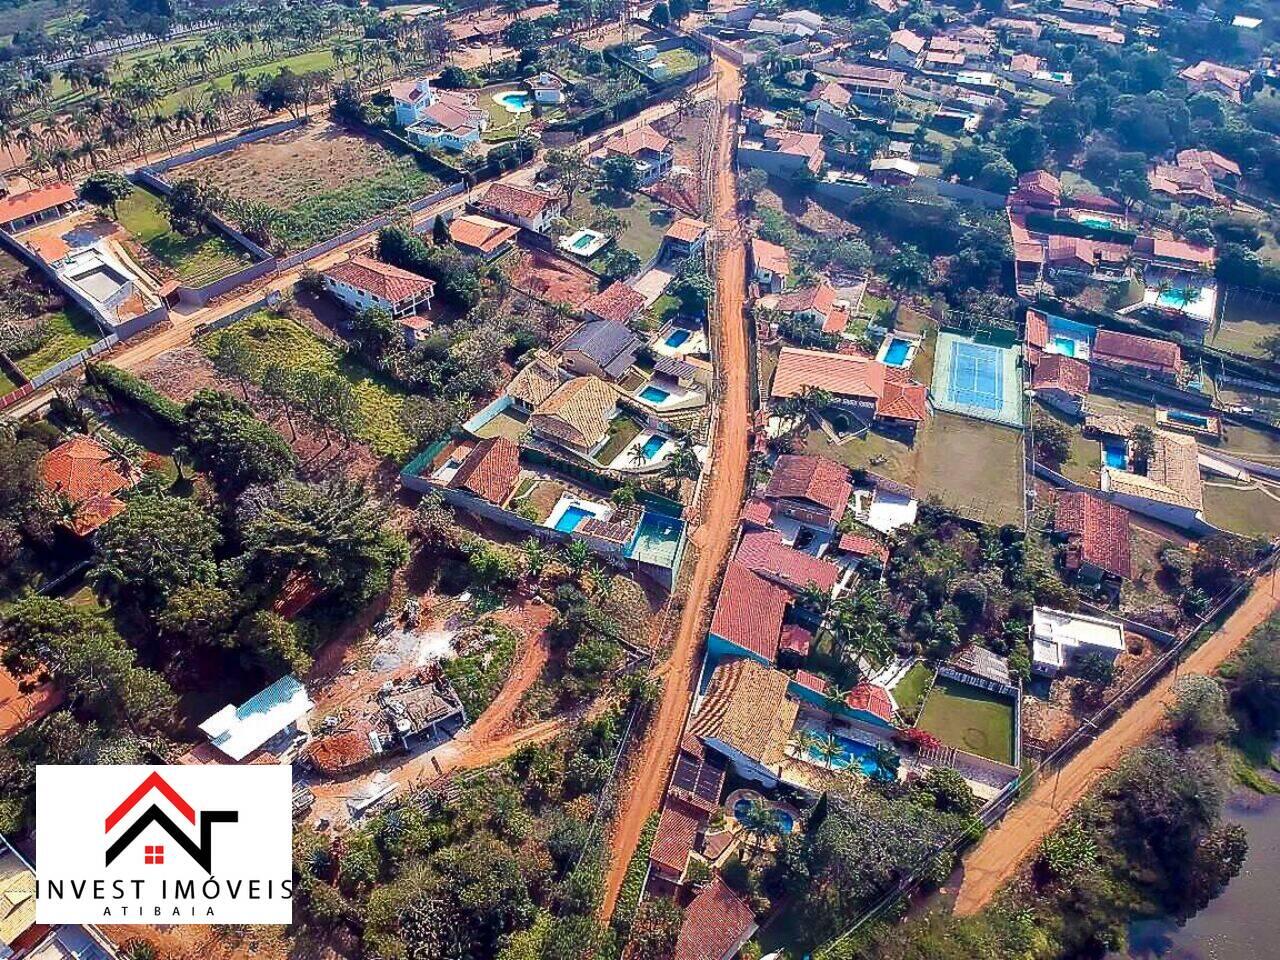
198, 674, 314, 762
474, 183, 566, 234
1031, 607, 1126, 677
527, 72, 566, 104
392, 76, 488, 152
391, 77, 436, 125
321, 254, 436, 318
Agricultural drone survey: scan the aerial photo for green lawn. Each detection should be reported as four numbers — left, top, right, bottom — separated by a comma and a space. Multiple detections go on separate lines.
479, 84, 562, 143
594, 415, 643, 465
154, 46, 341, 116
916, 677, 1016, 765
652, 46, 702, 78
1203, 483, 1280, 538
891, 662, 934, 719
11, 308, 102, 376
115, 188, 254, 284
0, 368, 17, 395
1210, 290, 1280, 358
204, 313, 414, 458
1035, 402, 1100, 487
569, 189, 674, 263
915, 413, 1025, 527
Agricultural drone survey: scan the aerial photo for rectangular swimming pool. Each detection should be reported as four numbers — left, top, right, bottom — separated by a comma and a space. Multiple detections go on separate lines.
801, 728, 882, 776
883, 338, 911, 365
640, 385, 670, 404
1051, 335, 1077, 357
664, 329, 691, 348
640, 434, 666, 459
1168, 409, 1209, 428
1079, 215, 1114, 230
1103, 441, 1127, 469
554, 505, 593, 533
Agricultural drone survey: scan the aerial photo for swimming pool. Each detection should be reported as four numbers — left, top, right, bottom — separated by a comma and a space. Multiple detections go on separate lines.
554, 505, 593, 533
494, 90, 531, 112
640, 434, 667, 459
1079, 215, 1114, 230
640, 385, 670, 404
1051, 335, 1077, 357
665, 328, 691, 348
803, 730, 881, 776
883, 338, 911, 365
1168, 409, 1209, 428
1103, 441, 1127, 470
1157, 287, 1199, 308
732, 797, 795, 834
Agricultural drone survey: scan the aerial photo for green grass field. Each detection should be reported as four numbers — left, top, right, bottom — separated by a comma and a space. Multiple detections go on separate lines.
205, 313, 414, 458
11, 308, 102, 376
479, 84, 562, 143
652, 46, 702, 78
915, 413, 1025, 527
1203, 483, 1280, 538
891, 662, 934, 718
114, 188, 254, 284
0, 367, 18, 395
569, 189, 674, 264
916, 676, 1015, 765
154, 46, 340, 116
1209, 289, 1280, 359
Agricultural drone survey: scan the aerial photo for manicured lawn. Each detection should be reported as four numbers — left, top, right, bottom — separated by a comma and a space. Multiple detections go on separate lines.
594, 415, 643, 465
479, 84, 562, 143
652, 46, 702, 78
916, 677, 1016, 765
1035, 402, 1100, 487
115, 188, 254, 284
11, 308, 102, 376
205, 313, 414, 458
1203, 483, 1280, 538
1218, 420, 1280, 461
891, 662, 934, 718
569, 190, 675, 263
155, 47, 339, 116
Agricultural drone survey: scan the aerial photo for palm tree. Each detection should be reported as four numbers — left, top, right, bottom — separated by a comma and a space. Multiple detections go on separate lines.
787, 728, 823, 762
628, 440, 650, 468
562, 539, 592, 576
96, 431, 142, 476
869, 743, 900, 781
737, 800, 782, 857
815, 732, 846, 770
523, 537, 549, 579
797, 580, 830, 616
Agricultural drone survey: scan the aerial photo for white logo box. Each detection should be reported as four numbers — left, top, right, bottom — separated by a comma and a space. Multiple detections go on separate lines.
36, 765, 293, 924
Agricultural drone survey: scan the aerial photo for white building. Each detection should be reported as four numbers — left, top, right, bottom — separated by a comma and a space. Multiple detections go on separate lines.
321, 254, 436, 319
527, 72, 566, 104
1031, 607, 1126, 677
198, 674, 314, 762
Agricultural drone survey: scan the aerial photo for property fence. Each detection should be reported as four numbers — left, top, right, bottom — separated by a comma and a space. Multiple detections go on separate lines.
814, 547, 1280, 959
143, 116, 306, 175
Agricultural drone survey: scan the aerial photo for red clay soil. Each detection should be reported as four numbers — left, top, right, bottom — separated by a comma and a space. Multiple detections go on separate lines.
599, 53, 749, 920
954, 571, 1280, 917
0, 662, 61, 739
509, 246, 599, 307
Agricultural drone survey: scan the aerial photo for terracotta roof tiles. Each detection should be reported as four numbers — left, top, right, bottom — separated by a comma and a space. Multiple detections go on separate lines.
1054, 490, 1132, 578
448, 437, 521, 505
765, 453, 853, 518
709, 563, 791, 662
323, 255, 435, 304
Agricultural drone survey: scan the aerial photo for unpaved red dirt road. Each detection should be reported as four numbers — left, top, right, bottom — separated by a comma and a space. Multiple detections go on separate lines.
954, 571, 1280, 916
599, 52, 748, 919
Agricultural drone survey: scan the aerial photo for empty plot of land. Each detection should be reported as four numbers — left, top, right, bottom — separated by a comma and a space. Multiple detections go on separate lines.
114, 188, 254, 285
916, 413, 1025, 527
509, 246, 599, 306
916, 677, 1015, 765
1203, 482, 1280, 538
179, 123, 443, 251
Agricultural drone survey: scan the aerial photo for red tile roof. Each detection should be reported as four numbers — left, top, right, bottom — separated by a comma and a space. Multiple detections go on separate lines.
650, 794, 707, 874
736, 529, 841, 593
665, 216, 709, 244
674, 878, 757, 960
1025, 309, 1048, 350
390, 79, 431, 103
779, 624, 813, 657
878, 372, 928, 422
582, 281, 646, 324
40, 435, 132, 536
765, 454, 852, 518
448, 437, 521, 504
480, 182, 562, 220
0, 182, 76, 224
838, 533, 888, 562
448, 214, 519, 254
792, 669, 828, 695
1054, 490, 1132, 578
771, 347, 886, 402
845, 682, 894, 722
604, 124, 671, 158
709, 563, 791, 662
1134, 235, 1216, 266
740, 497, 774, 528
1032, 353, 1090, 397
808, 79, 853, 107
1093, 329, 1181, 375
777, 281, 836, 317
323, 255, 435, 304
750, 237, 790, 276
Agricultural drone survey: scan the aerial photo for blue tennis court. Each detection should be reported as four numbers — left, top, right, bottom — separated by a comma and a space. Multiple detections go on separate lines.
948, 340, 1004, 411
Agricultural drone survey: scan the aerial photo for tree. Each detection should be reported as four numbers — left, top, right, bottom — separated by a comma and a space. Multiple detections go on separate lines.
1038, 819, 1097, 880
885, 244, 931, 291
1075, 651, 1116, 689
255, 67, 305, 119
670, 269, 713, 316
210, 330, 258, 399
156, 582, 241, 648
668, 0, 689, 20
1035, 418, 1072, 468
183, 390, 297, 493
649, 1, 670, 25
599, 155, 640, 193
1166, 674, 1235, 746
595, 246, 641, 281
165, 177, 220, 235
78, 171, 133, 217
236, 610, 312, 674
432, 214, 450, 245
627, 897, 683, 960
1129, 424, 1156, 473
738, 799, 783, 856
90, 493, 220, 613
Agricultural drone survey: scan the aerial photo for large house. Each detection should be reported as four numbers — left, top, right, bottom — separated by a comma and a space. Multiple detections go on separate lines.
763, 454, 852, 530
1148, 162, 1220, 206
1092, 329, 1181, 382
0, 182, 79, 234
393, 77, 488, 152
774, 281, 843, 335
887, 28, 925, 65
690, 656, 797, 783
474, 183, 566, 234
1175, 148, 1241, 183
707, 562, 793, 664
1031, 353, 1091, 416
321, 255, 436, 336
1179, 60, 1252, 102
738, 130, 826, 175
1101, 428, 1204, 529
527, 375, 619, 455
599, 124, 673, 185
770, 347, 928, 434
673, 877, 758, 960
1053, 490, 1132, 581
818, 62, 904, 104
555, 318, 641, 381
1009, 169, 1061, 210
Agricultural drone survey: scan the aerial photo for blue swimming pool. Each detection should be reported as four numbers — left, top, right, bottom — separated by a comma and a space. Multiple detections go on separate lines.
554, 505, 594, 533
732, 797, 795, 834
1103, 441, 1127, 470
495, 90, 531, 112
803, 730, 881, 776
1157, 287, 1198, 308
1168, 409, 1209, 428
883, 338, 911, 365
665, 328, 691, 348
640, 385, 670, 404
640, 434, 666, 459
1079, 215, 1114, 230
1051, 335, 1077, 357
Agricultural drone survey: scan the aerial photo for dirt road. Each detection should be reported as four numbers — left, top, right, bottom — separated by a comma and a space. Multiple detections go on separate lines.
953, 571, 1280, 916
599, 51, 748, 919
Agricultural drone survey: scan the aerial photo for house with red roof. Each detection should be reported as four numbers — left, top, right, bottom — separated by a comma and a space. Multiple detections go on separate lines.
770, 347, 928, 436
1031, 353, 1091, 416
448, 214, 519, 260
39, 434, 137, 537
1179, 60, 1252, 103
0, 183, 79, 234
673, 878, 757, 960
843, 681, 896, 727
394, 77, 488, 151
446, 437, 523, 506
738, 129, 826, 176
581, 281, 646, 326
1092, 329, 1182, 382
887, 28, 925, 65
1008, 169, 1061, 211
764, 454, 852, 530
734, 528, 842, 595
474, 183, 566, 234
599, 123, 673, 185
321, 255, 435, 321
1176, 149, 1241, 183
1053, 490, 1132, 581
707, 563, 792, 665
750, 237, 791, 293
774, 281, 843, 335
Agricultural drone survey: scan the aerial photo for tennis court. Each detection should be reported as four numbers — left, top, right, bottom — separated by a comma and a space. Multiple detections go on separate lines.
930, 330, 1025, 427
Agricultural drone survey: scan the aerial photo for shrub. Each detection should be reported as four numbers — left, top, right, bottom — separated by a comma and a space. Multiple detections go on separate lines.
85, 363, 185, 428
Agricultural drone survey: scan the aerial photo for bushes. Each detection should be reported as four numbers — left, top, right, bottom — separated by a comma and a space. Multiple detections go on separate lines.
611, 811, 660, 935
85, 362, 185, 428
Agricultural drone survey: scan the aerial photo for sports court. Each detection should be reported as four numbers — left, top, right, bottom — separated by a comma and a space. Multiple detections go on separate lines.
930, 330, 1025, 427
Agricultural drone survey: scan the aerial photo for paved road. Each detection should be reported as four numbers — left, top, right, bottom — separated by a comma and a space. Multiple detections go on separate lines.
953, 569, 1280, 916
599, 50, 748, 920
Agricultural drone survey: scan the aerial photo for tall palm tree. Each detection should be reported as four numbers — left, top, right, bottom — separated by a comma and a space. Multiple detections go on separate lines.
815, 733, 846, 770
787, 728, 823, 762
737, 800, 782, 858
869, 743, 900, 781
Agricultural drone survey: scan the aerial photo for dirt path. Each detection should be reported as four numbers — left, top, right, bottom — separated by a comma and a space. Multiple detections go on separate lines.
598, 52, 748, 919
953, 570, 1280, 916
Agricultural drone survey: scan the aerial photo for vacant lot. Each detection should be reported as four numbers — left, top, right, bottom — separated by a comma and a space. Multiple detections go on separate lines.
115, 187, 254, 284
917, 414, 1025, 527
203, 313, 414, 458
916, 677, 1015, 765
567, 189, 675, 263
1203, 482, 1280, 538
180, 123, 443, 251
509, 245, 599, 305
1209, 289, 1279, 358
11, 308, 101, 376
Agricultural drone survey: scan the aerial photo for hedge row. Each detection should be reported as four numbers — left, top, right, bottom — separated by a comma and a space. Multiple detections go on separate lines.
85, 363, 185, 429
611, 810, 660, 936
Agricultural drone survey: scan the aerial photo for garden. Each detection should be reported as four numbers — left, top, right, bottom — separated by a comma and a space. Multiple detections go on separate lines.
567, 189, 675, 266
202, 313, 414, 458
0, 251, 102, 380
915, 676, 1016, 765
114, 186, 256, 285
178, 122, 445, 252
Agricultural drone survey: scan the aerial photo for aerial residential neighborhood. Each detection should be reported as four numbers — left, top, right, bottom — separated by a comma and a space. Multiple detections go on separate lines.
1, 0, 1279, 957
